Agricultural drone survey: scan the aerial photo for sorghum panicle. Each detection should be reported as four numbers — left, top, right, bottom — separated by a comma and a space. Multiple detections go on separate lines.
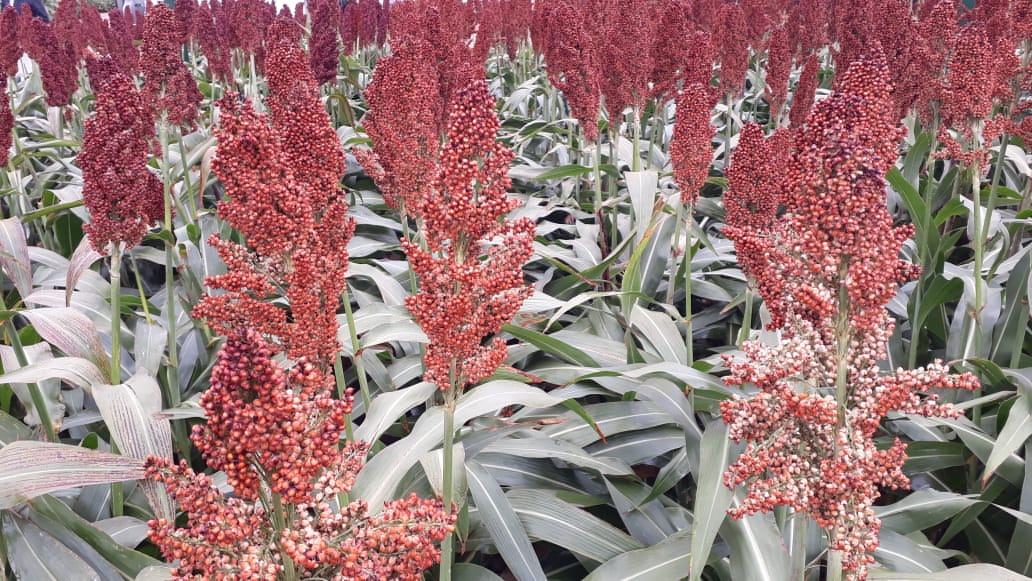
720, 56, 979, 581
670, 82, 718, 205
308, 0, 340, 85
355, 39, 441, 211
404, 80, 534, 391
531, 0, 602, 140
141, 4, 202, 127
79, 65, 163, 253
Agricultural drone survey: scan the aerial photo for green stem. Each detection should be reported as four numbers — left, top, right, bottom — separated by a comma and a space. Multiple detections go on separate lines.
159, 120, 190, 461
178, 138, 197, 220
983, 133, 1008, 280
130, 254, 153, 325
790, 511, 807, 581
342, 285, 372, 412
684, 206, 695, 366
110, 440, 124, 517
0, 278, 58, 442
665, 199, 685, 305
270, 492, 298, 581
631, 107, 641, 173
109, 242, 122, 385
440, 386, 457, 581
332, 357, 355, 442
970, 161, 984, 428
827, 549, 844, 581
738, 289, 753, 347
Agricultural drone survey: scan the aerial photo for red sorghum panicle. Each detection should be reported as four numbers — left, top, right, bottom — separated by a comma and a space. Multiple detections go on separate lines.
0, 96, 12, 167
174, 0, 196, 45
356, 39, 441, 211
719, 56, 979, 581
0, 7, 19, 78
389, 0, 480, 131
145, 457, 279, 579
190, 329, 355, 503
23, 18, 77, 107
532, 0, 602, 140
150, 31, 452, 580
789, 53, 820, 129
308, 0, 340, 84
715, 1, 749, 97
104, 10, 140, 75
191, 1, 232, 83
764, 24, 792, 122
590, 0, 658, 118
670, 82, 718, 205
141, 4, 202, 127
941, 25, 995, 127
341, 0, 387, 50
404, 80, 534, 391
79, 4, 108, 55
79, 67, 163, 253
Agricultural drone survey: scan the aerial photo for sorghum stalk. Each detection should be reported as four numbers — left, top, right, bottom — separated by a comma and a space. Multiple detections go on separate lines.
0, 284, 57, 442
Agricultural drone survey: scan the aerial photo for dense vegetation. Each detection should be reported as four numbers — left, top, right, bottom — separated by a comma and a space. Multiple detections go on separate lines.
0, 1, 1031, 580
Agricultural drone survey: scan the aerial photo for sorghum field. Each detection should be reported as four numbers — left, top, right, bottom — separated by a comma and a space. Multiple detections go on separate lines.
0, 0, 1031, 579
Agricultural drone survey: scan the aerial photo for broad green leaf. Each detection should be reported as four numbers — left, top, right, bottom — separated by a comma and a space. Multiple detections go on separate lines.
869, 564, 1032, 580
0, 216, 33, 299
506, 489, 642, 563
874, 529, 947, 573
359, 321, 428, 350
588, 427, 686, 465
477, 454, 586, 494
0, 441, 146, 509
927, 417, 1024, 485
466, 460, 547, 581
421, 442, 467, 502
0, 343, 64, 429
983, 393, 1032, 485
690, 422, 733, 581
92, 516, 150, 549
484, 437, 632, 475
29, 495, 162, 576
720, 497, 791, 581
540, 401, 675, 447
1, 512, 101, 581
1006, 442, 1032, 575
67, 236, 104, 308
135, 565, 174, 581
583, 531, 691, 581
630, 304, 686, 365
132, 320, 167, 376
903, 441, 968, 473
452, 563, 505, 581
20, 307, 111, 379
621, 214, 673, 315
354, 381, 437, 443
93, 374, 175, 521
502, 324, 598, 367
875, 489, 978, 535
0, 409, 33, 446
351, 381, 565, 513
605, 477, 675, 545
626, 170, 659, 245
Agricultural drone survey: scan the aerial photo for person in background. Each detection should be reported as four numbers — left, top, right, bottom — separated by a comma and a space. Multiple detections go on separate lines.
0, 0, 50, 21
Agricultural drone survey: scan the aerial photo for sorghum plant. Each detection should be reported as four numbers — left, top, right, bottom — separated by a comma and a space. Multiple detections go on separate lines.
402, 79, 534, 581
404, 79, 535, 395
145, 24, 453, 580
720, 56, 979, 581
